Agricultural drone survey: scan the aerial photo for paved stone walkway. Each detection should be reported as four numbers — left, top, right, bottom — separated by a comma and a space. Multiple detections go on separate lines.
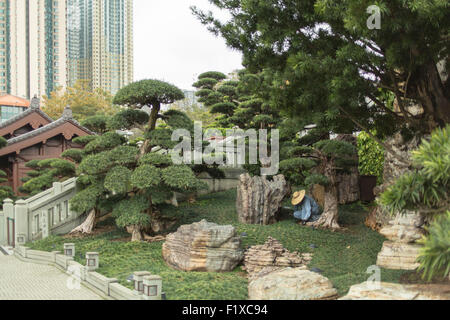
0, 254, 104, 300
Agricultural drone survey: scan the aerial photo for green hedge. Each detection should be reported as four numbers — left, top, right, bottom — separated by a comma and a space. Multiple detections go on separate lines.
357, 132, 385, 184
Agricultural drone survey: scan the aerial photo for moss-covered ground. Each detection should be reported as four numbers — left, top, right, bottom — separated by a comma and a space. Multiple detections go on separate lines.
26, 189, 410, 300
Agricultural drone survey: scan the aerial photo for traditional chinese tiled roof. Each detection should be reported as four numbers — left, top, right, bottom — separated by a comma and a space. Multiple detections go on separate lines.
6, 106, 95, 146
0, 96, 53, 129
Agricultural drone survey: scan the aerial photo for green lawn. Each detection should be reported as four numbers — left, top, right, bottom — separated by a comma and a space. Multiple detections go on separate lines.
26, 189, 410, 299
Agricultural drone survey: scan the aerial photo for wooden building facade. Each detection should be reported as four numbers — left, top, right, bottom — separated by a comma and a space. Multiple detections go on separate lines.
0, 97, 94, 193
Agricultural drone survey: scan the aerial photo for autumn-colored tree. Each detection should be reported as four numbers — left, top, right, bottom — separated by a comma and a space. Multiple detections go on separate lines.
42, 80, 118, 121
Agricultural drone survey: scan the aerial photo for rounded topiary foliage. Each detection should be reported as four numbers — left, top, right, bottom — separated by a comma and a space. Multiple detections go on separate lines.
0, 137, 7, 149
81, 115, 110, 134
198, 71, 227, 81
113, 79, 185, 107
108, 109, 149, 130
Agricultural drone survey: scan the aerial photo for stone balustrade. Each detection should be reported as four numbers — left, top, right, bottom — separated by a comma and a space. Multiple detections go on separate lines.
0, 178, 84, 246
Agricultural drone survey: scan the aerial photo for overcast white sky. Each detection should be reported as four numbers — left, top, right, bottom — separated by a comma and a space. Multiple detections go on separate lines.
133, 0, 243, 91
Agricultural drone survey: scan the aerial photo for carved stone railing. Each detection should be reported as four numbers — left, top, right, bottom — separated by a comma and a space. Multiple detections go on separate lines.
2, 178, 84, 246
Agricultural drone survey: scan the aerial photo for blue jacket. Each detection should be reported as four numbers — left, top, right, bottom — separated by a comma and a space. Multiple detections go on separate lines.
294, 195, 321, 222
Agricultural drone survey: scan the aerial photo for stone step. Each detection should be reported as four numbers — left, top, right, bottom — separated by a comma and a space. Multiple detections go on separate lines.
0, 246, 13, 256
340, 282, 449, 300
376, 241, 421, 270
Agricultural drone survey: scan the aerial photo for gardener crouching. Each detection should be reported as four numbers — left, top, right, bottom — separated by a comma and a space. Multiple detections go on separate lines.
292, 190, 322, 225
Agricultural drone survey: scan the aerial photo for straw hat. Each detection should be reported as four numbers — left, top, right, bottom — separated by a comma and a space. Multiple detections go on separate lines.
292, 190, 306, 206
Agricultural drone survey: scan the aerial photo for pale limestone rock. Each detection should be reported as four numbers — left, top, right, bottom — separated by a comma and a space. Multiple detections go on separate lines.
243, 237, 312, 281
340, 282, 449, 300
162, 220, 243, 272
248, 268, 338, 300
372, 133, 425, 228
376, 241, 421, 270
236, 174, 290, 225
379, 212, 425, 243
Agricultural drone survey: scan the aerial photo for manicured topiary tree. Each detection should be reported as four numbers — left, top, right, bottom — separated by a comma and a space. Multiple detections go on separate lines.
107, 108, 150, 131
19, 159, 76, 197
280, 123, 358, 229
81, 115, 111, 134
229, 70, 282, 131
193, 71, 239, 127
67, 80, 207, 240
114, 79, 185, 132
193, 70, 282, 130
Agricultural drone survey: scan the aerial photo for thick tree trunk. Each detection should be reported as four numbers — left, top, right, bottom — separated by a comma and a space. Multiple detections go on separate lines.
237, 173, 289, 225
94, 212, 112, 224
127, 225, 144, 242
149, 210, 178, 234
411, 62, 450, 130
312, 191, 340, 230
70, 209, 97, 234
311, 161, 341, 230
140, 103, 161, 155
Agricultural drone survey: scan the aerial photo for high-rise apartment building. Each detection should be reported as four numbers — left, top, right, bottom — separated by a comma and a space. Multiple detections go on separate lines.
67, 0, 133, 95
4, 0, 68, 99
0, 1, 10, 94
0, 0, 133, 100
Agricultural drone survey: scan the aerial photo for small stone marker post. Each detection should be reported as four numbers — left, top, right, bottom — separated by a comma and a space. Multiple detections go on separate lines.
133, 271, 151, 296
64, 243, 75, 257
143, 275, 162, 300
86, 252, 99, 271
41, 211, 49, 239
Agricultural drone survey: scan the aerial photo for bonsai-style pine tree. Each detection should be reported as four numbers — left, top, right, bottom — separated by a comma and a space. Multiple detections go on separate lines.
193, 71, 240, 127
81, 114, 111, 134
19, 111, 141, 198
114, 79, 185, 132
229, 70, 282, 130
380, 125, 450, 280
19, 159, 76, 197
193, 70, 282, 130
280, 118, 358, 229
66, 80, 207, 241
0, 137, 14, 205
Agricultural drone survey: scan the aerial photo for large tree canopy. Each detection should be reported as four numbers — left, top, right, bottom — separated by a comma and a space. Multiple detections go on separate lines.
193, 69, 282, 129
114, 79, 185, 133
192, 0, 449, 138
114, 79, 185, 107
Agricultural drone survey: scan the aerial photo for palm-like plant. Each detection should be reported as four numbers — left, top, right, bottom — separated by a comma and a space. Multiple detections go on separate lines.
417, 211, 450, 281
381, 125, 450, 280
